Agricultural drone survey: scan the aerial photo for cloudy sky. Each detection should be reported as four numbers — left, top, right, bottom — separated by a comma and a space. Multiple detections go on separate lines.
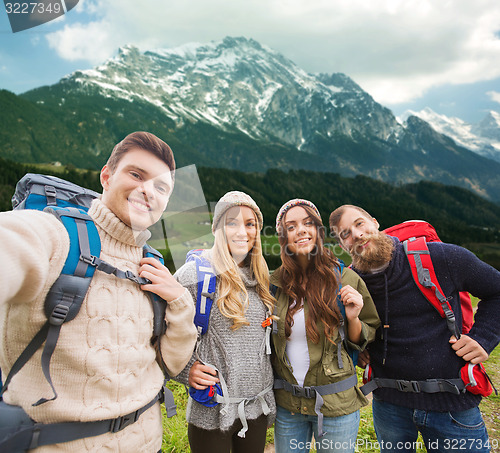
1, 0, 500, 123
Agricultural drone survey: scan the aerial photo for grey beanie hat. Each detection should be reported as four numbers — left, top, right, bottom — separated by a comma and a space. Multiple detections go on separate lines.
212, 191, 263, 233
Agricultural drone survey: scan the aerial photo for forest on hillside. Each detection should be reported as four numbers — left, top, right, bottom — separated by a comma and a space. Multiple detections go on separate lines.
2, 157, 500, 269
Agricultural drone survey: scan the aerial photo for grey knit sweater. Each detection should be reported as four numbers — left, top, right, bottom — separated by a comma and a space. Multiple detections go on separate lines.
173, 260, 276, 432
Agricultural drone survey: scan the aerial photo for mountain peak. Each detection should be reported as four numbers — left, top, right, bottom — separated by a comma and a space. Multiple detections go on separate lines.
476, 110, 500, 142
316, 72, 362, 93
147, 36, 273, 64
13, 36, 500, 203
481, 110, 500, 126
117, 44, 140, 54
405, 108, 500, 162
59, 37, 398, 148
220, 36, 262, 50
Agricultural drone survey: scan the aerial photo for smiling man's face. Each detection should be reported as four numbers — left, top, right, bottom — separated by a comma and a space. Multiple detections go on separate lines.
336, 206, 380, 255
336, 206, 394, 272
100, 147, 173, 231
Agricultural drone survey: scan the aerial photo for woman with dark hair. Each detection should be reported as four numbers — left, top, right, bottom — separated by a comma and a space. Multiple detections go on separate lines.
271, 199, 380, 453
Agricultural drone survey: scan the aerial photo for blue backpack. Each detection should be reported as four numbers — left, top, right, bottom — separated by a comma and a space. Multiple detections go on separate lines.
0, 174, 175, 452
184, 249, 223, 406
183, 249, 274, 415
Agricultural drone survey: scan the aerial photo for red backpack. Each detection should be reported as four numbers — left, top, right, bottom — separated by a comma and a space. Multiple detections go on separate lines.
383, 220, 473, 334
362, 220, 495, 397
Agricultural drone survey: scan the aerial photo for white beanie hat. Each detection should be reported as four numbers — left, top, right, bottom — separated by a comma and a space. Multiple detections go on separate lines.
212, 191, 263, 233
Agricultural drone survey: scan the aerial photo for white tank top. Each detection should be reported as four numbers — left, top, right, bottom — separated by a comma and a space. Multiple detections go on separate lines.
286, 302, 310, 387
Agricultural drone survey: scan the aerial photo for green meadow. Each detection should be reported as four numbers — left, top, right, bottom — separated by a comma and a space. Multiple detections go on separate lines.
161, 345, 499, 452
160, 294, 499, 453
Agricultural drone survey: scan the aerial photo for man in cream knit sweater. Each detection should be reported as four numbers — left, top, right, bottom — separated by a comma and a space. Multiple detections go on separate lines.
0, 132, 197, 452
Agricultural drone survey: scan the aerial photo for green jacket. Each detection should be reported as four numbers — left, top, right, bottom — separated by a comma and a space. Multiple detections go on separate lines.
270, 266, 380, 417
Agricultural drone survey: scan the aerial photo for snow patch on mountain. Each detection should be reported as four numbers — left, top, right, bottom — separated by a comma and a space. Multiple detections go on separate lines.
59, 36, 500, 166
400, 108, 500, 163
60, 36, 399, 150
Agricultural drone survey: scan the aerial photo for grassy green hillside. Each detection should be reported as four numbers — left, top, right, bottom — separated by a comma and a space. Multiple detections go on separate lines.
2, 86, 500, 202
13, 86, 331, 174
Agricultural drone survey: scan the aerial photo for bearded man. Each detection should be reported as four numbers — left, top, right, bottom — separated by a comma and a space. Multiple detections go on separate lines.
329, 204, 500, 453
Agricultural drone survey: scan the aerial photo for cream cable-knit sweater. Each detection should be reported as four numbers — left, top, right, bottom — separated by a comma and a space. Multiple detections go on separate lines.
0, 199, 197, 452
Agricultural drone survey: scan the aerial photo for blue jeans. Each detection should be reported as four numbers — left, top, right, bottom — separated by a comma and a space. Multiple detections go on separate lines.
274, 405, 360, 453
372, 398, 490, 452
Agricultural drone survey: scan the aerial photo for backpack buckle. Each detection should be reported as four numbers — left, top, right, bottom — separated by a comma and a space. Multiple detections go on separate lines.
396, 380, 421, 393
124, 270, 150, 285
290, 385, 315, 398
110, 409, 139, 433
44, 185, 57, 206
302, 386, 315, 398
80, 254, 97, 266
420, 268, 433, 288
290, 385, 303, 397
49, 304, 70, 326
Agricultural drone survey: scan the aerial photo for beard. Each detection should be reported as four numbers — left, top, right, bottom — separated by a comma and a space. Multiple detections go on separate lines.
351, 232, 395, 273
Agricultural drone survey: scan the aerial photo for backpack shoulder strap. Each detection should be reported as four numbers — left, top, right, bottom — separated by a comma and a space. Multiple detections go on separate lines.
142, 245, 176, 417
143, 244, 167, 338
336, 260, 345, 320
335, 260, 359, 368
186, 250, 216, 336
403, 237, 460, 338
1, 206, 101, 404
269, 284, 279, 335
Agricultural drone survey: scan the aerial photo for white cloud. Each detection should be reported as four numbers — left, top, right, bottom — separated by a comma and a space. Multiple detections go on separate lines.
45, 0, 500, 105
74, 0, 90, 13
47, 21, 115, 63
487, 91, 500, 105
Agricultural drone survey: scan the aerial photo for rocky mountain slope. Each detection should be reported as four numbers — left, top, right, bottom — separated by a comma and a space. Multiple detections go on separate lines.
2, 37, 500, 201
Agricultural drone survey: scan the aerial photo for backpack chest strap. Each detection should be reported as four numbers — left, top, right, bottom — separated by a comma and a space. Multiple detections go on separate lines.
0, 392, 163, 451
360, 376, 465, 396
274, 374, 358, 438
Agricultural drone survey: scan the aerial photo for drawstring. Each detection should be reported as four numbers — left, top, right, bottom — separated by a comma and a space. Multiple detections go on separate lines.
262, 310, 273, 355
337, 317, 345, 369
382, 273, 389, 366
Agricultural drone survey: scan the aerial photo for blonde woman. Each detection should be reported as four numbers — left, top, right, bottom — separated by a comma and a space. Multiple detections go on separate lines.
171, 191, 276, 453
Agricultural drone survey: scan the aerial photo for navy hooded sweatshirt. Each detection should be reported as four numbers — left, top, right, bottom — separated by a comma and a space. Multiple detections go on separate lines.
353, 237, 500, 412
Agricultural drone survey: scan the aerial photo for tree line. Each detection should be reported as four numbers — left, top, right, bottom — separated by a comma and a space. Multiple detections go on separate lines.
2, 157, 499, 268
